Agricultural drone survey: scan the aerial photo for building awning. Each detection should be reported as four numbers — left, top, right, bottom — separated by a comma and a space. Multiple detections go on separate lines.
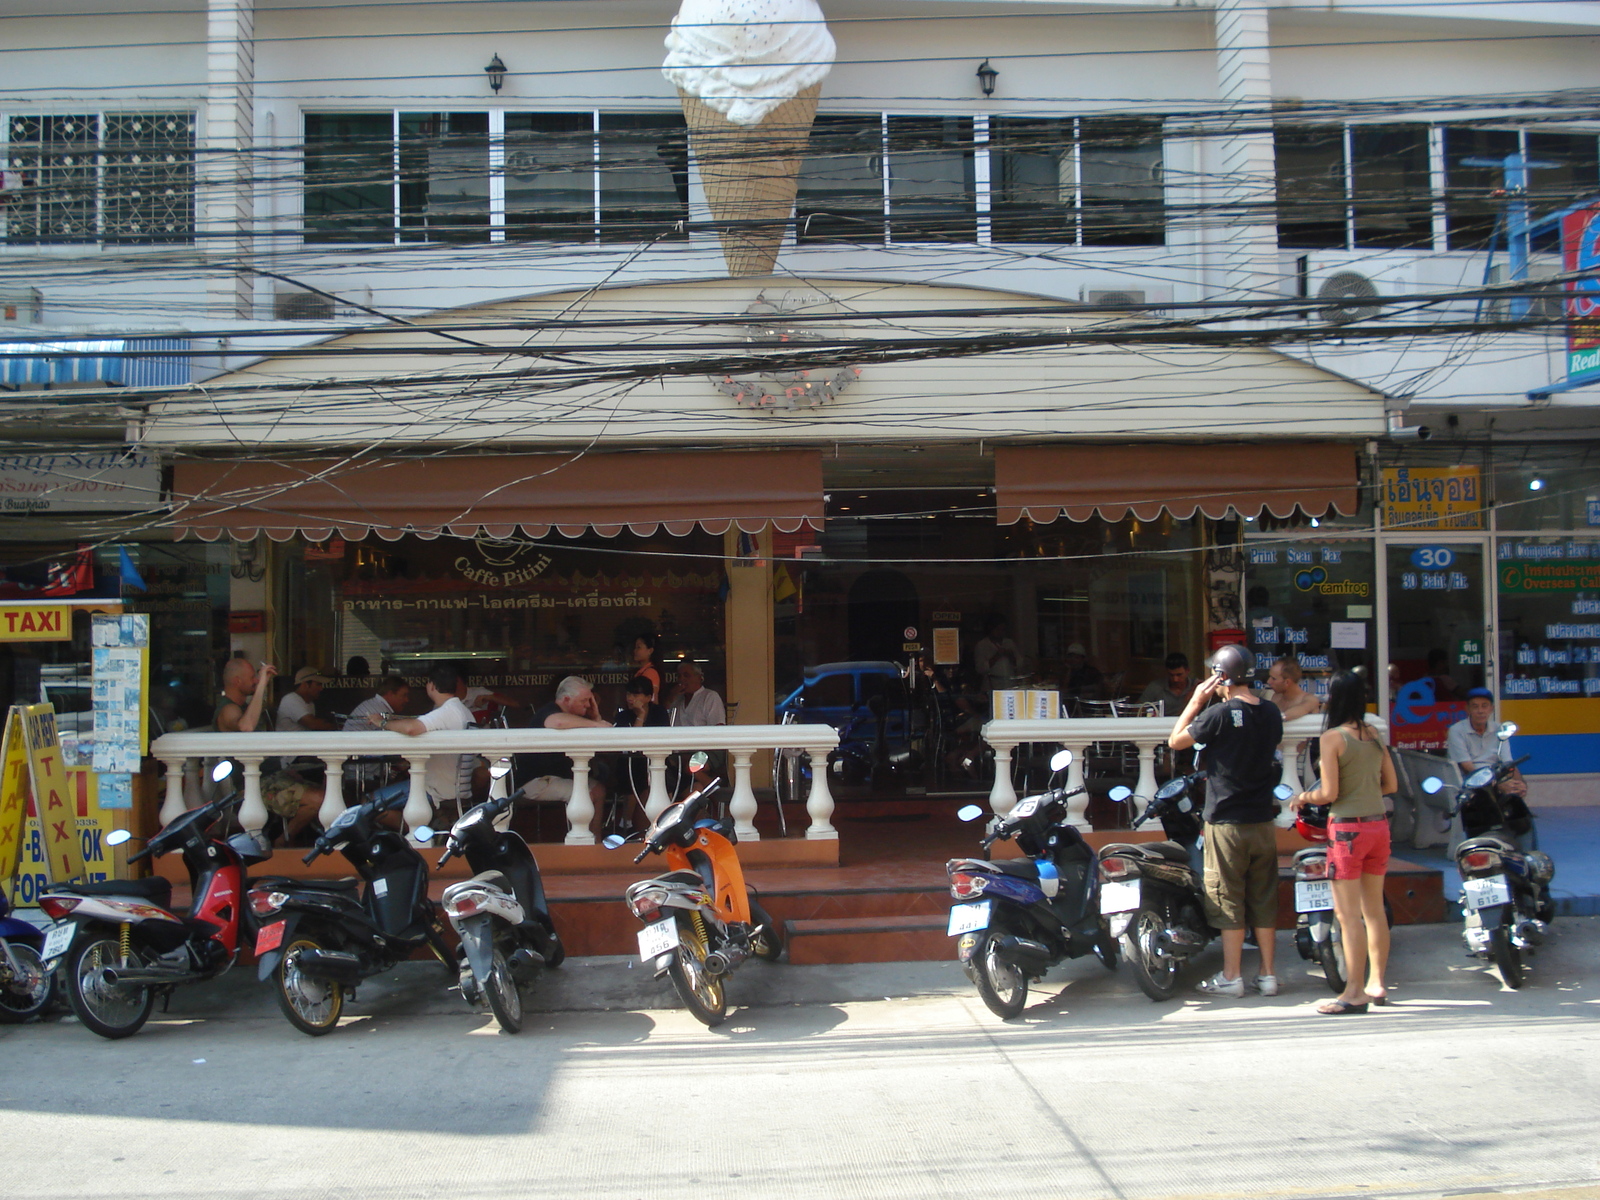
995, 443, 1360, 524
0, 339, 191, 388
172, 450, 824, 541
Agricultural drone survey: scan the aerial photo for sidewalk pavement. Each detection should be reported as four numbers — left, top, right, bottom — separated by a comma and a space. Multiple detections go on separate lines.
1404, 804, 1600, 917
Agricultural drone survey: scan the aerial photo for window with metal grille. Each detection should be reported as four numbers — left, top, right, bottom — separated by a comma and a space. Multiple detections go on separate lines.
3, 112, 194, 244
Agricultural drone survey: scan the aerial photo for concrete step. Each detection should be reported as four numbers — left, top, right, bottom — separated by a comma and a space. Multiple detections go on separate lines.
784, 914, 952, 965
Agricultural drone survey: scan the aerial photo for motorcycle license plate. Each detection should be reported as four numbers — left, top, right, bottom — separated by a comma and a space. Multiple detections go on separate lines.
1100, 881, 1141, 914
1462, 875, 1512, 911
947, 901, 991, 936
41, 922, 73, 961
255, 921, 286, 955
637, 917, 677, 961
1295, 880, 1334, 912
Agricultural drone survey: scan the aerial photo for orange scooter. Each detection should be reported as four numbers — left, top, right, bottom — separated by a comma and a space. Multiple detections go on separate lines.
607, 760, 781, 1026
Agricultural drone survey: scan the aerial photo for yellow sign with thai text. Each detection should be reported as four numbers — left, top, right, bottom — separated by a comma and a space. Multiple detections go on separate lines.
0, 604, 70, 642
1382, 466, 1483, 530
0, 712, 29, 886
4, 705, 85, 882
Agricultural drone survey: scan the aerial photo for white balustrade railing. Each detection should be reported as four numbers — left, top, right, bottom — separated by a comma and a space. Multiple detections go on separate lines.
981, 713, 1385, 828
150, 724, 840, 844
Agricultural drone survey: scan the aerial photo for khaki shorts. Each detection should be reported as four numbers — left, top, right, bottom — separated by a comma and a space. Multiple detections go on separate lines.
1202, 821, 1279, 931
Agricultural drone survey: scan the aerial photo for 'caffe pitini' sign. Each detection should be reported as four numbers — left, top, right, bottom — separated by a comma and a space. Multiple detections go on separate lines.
0, 454, 160, 513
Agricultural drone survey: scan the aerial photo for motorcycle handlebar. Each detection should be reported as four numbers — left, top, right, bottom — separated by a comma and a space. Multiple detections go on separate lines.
436, 843, 456, 867
126, 844, 154, 864
302, 845, 324, 866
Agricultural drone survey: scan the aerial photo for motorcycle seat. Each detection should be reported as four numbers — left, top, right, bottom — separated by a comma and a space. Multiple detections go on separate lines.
1132, 841, 1191, 863
985, 859, 1044, 881
464, 870, 511, 892
254, 875, 362, 893
54, 877, 172, 908
1458, 835, 1519, 856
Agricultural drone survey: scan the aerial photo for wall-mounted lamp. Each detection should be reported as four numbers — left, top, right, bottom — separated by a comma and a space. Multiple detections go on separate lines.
485, 54, 507, 94
976, 60, 998, 97
1529, 477, 1545, 492
231, 538, 264, 582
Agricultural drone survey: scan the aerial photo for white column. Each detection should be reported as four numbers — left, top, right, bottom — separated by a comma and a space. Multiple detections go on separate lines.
159, 759, 187, 825
1279, 736, 1304, 792
318, 755, 347, 828
565, 753, 595, 845
403, 758, 430, 832
988, 743, 1018, 817
1063, 740, 1090, 830
202, 0, 255, 318
181, 759, 202, 809
237, 757, 266, 835
728, 749, 759, 841
804, 755, 836, 839
644, 753, 671, 820
1210, 0, 1281, 305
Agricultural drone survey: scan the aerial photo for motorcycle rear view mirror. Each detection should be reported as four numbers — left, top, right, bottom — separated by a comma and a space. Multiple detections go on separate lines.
488, 760, 512, 781
1050, 749, 1073, 772
106, 829, 133, 847
412, 825, 435, 843
1107, 786, 1132, 803
956, 804, 987, 823
1497, 722, 1518, 740
688, 751, 710, 773
602, 833, 628, 849
1421, 776, 1445, 795
211, 760, 235, 783
1273, 784, 1294, 800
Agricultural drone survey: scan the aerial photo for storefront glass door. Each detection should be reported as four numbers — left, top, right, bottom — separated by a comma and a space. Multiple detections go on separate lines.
1386, 540, 1488, 751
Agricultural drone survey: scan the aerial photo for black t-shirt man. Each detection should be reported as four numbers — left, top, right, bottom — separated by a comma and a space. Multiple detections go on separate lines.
1188, 697, 1284, 823
515, 701, 574, 783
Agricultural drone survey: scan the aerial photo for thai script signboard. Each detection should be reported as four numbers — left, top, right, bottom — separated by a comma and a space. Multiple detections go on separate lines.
1382, 466, 1483, 530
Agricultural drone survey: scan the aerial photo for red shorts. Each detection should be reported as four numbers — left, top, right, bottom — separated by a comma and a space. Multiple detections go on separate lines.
1327, 819, 1390, 879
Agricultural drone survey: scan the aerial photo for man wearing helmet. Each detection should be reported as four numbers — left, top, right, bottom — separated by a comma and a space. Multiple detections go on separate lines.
1168, 642, 1285, 998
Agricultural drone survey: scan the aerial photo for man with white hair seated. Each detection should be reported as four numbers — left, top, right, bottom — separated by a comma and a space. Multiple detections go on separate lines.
513, 676, 612, 829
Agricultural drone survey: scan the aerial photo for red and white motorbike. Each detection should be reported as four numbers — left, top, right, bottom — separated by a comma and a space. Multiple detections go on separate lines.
37, 763, 271, 1039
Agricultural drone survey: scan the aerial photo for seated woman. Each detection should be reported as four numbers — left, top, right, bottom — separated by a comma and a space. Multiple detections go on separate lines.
614, 674, 671, 809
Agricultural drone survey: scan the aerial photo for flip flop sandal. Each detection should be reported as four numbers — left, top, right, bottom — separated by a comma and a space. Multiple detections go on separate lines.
1318, 999, 1369, 1015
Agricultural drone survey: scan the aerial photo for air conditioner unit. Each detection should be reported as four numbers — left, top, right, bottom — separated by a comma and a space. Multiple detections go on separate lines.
274, 290, 336, 321
0, 288, 43, 324
1315, 270, 1383, 324
1485, 261, 1563, 323
1080, 286, 1173, 314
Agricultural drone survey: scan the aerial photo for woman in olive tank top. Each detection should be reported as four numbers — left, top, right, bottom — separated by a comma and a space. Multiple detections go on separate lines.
1291, 670, 1399, 1013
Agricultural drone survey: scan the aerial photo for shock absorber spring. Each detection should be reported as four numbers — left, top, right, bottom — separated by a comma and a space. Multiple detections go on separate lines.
118, 921, 131, 964
689, 910, 709, 949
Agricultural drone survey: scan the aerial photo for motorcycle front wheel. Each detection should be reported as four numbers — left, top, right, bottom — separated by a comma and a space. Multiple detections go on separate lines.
66, 935, 154, 1040
485, 947, 523, 1033
276, 936, 345, 1036
0, 941, 56, 1023
972, 931, 1028, 1019
1490, 923, 1524, 989
668, 914, 727, 1027
1125, 908, 1181, 1002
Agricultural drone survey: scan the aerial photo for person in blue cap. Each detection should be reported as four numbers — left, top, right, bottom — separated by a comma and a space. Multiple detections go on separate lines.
1445, 687, 1527, 798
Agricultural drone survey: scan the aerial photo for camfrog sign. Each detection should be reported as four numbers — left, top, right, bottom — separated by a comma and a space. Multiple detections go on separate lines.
1562, 202, 1600, 383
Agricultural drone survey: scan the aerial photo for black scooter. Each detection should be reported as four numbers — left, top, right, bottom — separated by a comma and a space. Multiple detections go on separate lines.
248, 788, 452, 1035
946, 750, 1119, 1018
413, 761, 564, 1034
1423, 722, 1553, 989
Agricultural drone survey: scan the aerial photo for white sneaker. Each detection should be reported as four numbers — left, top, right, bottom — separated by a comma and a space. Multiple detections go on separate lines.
1195, 971, 1245, 998
1252, 974, 1279, 997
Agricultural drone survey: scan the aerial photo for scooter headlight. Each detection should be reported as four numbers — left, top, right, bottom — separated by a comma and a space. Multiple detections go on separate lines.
627, 887, 669, 921
948, 872, 988, 900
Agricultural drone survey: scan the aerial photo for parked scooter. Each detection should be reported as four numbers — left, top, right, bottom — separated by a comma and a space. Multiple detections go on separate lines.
36, 762, 270, 1039
947, 750, 1120, 1018
411, 759, 564, 1033
0, 883, 56, 1022
1097, 776, 1295, 1001
249, 786, 453, 1035
606, 755, 781, 1027
1423, 722, 1552, 989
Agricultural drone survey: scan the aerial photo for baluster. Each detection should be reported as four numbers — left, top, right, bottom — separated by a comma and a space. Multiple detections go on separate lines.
237, 757, 267, 835
728, 749, 759, 841
644, 753, 671, 820
804, 747, 836, 839
1279, 735, 1304, 792
1134, 739, 1159, 809
403, 757, 430, 832
988, 741, 1018, 817
181, 759, 201, 809
159, 758, 187, 825
319, 755, 347, 829
565, 752, 595, 845
1063, 740, 1090, 829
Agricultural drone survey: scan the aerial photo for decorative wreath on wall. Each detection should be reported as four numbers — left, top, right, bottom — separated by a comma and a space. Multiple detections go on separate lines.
714, 294, 862, 411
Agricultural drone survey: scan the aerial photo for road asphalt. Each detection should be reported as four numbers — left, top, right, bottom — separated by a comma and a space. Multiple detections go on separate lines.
2, 917, 1597, 1200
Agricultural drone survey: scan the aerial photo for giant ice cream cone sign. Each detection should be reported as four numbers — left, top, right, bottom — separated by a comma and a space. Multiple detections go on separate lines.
663, 0, 836, 277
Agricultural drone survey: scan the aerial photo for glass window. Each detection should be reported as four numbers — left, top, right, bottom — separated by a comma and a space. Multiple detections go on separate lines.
399, 111, 490, 243
4, 112, 195, 245
1528, 131, 1600, 253
1494, 463, 1599, 532
886, 116, 974, 242
796, 115, 884, 244
1443, 127, 1519, 251
1275, 125, 1349, 249
1497, 537, 1600, 702
1386, 542, 1485, 749
304, 112, 395, 243
991, 117, 1164, 246
1244, 540, 1377, 708
1351, 125, 1432, 248
504, 112, 595, 243
990, 117, 1076, 243
1079, 118, 1164, 246
598, 113, 689, 244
